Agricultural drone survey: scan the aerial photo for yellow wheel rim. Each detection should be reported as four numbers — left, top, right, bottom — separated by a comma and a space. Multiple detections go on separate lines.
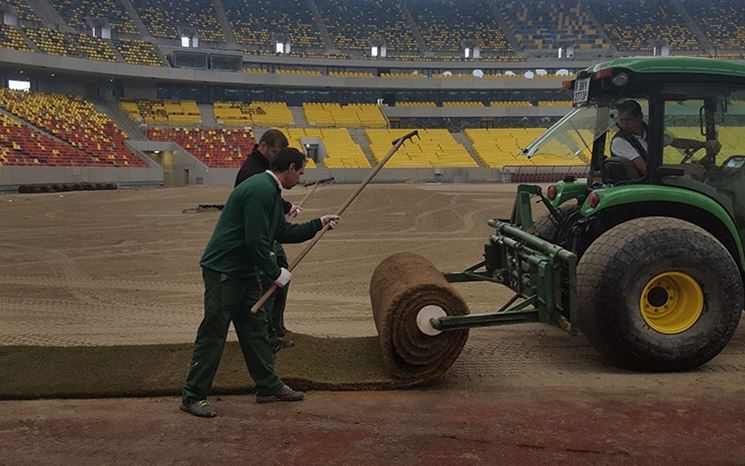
640, 272, 703, 334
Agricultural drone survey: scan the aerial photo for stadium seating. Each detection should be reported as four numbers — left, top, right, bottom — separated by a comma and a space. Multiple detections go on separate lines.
5, 0, 40, 23
537, 100, 572, 107
396, 101, 437, 107
147, 127, 255, 168
328, 71, 375, 78
114, 39, 164, 66
0, 89, 146, 167
0, 25, 30, 51
686, 0, 745, 51
442, 101, 484, 107
25, 27, 118, 61
466, 128, 587, 168
406, 0, 514, 56
122, 99, 202, 126
502, 0, 609, 50
0, 113, 116, 167
315, 0, 419, 53
225, 0, 323, 51
490, 101, 532, 107
591, 0, 702, 51
276, 69, 323, 77
303, 103, 386, 128
49, 0, 138, 35
213, 101, 294, 127
132, 0, 223, 42
285, 128, 366, 168
367, 128, 477, 168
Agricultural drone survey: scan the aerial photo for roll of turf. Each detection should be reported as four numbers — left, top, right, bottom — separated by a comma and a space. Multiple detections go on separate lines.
370, 252, 470, 385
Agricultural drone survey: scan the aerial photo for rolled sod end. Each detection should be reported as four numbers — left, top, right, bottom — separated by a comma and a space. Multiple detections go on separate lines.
370, 252, 470, 385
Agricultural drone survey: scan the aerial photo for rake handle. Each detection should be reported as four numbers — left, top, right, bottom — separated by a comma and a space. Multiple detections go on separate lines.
250, 130, 419, 314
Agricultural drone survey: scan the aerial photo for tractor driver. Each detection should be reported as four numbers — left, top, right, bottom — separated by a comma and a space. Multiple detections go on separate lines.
611, 100, 722, 174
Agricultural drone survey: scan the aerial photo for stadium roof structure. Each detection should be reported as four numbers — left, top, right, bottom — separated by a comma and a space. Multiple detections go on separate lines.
588, 56, 745, 79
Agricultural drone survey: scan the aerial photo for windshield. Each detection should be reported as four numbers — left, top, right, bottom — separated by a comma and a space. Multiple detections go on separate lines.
521, 103, 620, 163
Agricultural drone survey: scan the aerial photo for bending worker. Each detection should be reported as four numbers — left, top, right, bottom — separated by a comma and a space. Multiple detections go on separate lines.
612, 99, 721, 174
180, 147, 340, 418
235, 129, 300, 352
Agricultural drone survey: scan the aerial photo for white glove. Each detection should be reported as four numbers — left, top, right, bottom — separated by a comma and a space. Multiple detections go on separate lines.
321, 215, 340, 229
288, 204, 303, 218
273, 267, 291, 287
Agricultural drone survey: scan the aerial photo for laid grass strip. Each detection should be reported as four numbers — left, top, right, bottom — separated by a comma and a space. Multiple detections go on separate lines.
0, 334, 410, 400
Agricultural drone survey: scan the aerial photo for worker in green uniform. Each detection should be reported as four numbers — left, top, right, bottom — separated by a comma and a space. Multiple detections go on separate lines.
180, 147, 340, 418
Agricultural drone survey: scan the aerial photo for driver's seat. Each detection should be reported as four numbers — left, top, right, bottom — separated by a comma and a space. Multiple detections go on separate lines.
602, 156, 641, 184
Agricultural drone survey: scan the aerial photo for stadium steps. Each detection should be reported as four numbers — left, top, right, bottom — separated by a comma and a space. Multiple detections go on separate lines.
489, 2, 522, 53
17, 28, 40, 53
119, 0, 154, 40
94, 101, 147, 141
25, 0, 73, 33
584, 7, 618, 53
199, 104, 217, 127
307, 0, 338, 53
348, 128, 378, 167
400, 3, 429, 55
452, 131, 485, 168
290, 106, 308, 127
672, 1, 712, 52
213, 0, 238, 48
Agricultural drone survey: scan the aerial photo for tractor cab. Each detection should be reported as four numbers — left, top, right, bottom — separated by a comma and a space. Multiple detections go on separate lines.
523, 57, 745, 249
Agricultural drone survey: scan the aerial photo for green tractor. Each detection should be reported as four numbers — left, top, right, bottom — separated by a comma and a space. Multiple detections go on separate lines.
420, 57, 745, 372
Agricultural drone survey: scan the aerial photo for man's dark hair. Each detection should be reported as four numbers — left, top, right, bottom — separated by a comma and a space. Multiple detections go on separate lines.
259, 128, 289, 149
270, 147, 306, 172
616, 100, 643, 118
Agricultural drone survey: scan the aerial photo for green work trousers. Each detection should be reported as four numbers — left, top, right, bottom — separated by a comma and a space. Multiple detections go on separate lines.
182, 268, 284, 401
261, 241, 289, 345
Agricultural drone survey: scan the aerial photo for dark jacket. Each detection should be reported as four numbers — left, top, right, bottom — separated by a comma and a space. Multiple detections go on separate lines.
201, 172, 322, 280
235, 146, 292, 214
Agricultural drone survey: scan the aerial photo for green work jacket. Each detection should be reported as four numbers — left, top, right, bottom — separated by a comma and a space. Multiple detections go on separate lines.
200, 172, 322, 280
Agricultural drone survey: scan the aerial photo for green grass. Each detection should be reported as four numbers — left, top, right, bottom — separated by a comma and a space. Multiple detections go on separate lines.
0, 334, 408, 400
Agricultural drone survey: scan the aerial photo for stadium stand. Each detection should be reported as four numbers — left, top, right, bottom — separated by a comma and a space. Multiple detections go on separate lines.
213, 101, 294, 127
502, 0, 609, 50
591, 0, 702, 51
685, 0, 745, 51
285, 128, 366, 168
406, 0, 514, 56
0, 90, 146, 167
490, 101, 532, 107
466, 128, 588, 168
328, 71, 375, 78
367, 128, 478, 168
276, 69, 323, 77
131, 0, 223, 42
114, 38, 164, 66
0, 25, 30, 51
24, 27, 118, 61
224, 0, 323, 51
147, 127, 255, 168
5, 0, 40, 23
121, 99, 202, 126
49, 0, 139, 34
303, 103, 386, 128
396, 101, 437, 107
315, 0, 419, 53
442, 101, 484, 107
0, 113, 115, 167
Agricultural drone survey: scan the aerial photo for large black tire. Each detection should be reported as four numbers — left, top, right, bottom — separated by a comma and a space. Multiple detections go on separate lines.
533, 204, 579, 245
577, 217, 743, 371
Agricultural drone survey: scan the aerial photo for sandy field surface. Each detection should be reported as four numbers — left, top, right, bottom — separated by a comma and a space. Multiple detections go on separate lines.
1, 183, 744, 464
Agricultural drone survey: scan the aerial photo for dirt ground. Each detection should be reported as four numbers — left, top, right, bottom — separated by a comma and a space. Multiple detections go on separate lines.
1, 183, 745, 464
